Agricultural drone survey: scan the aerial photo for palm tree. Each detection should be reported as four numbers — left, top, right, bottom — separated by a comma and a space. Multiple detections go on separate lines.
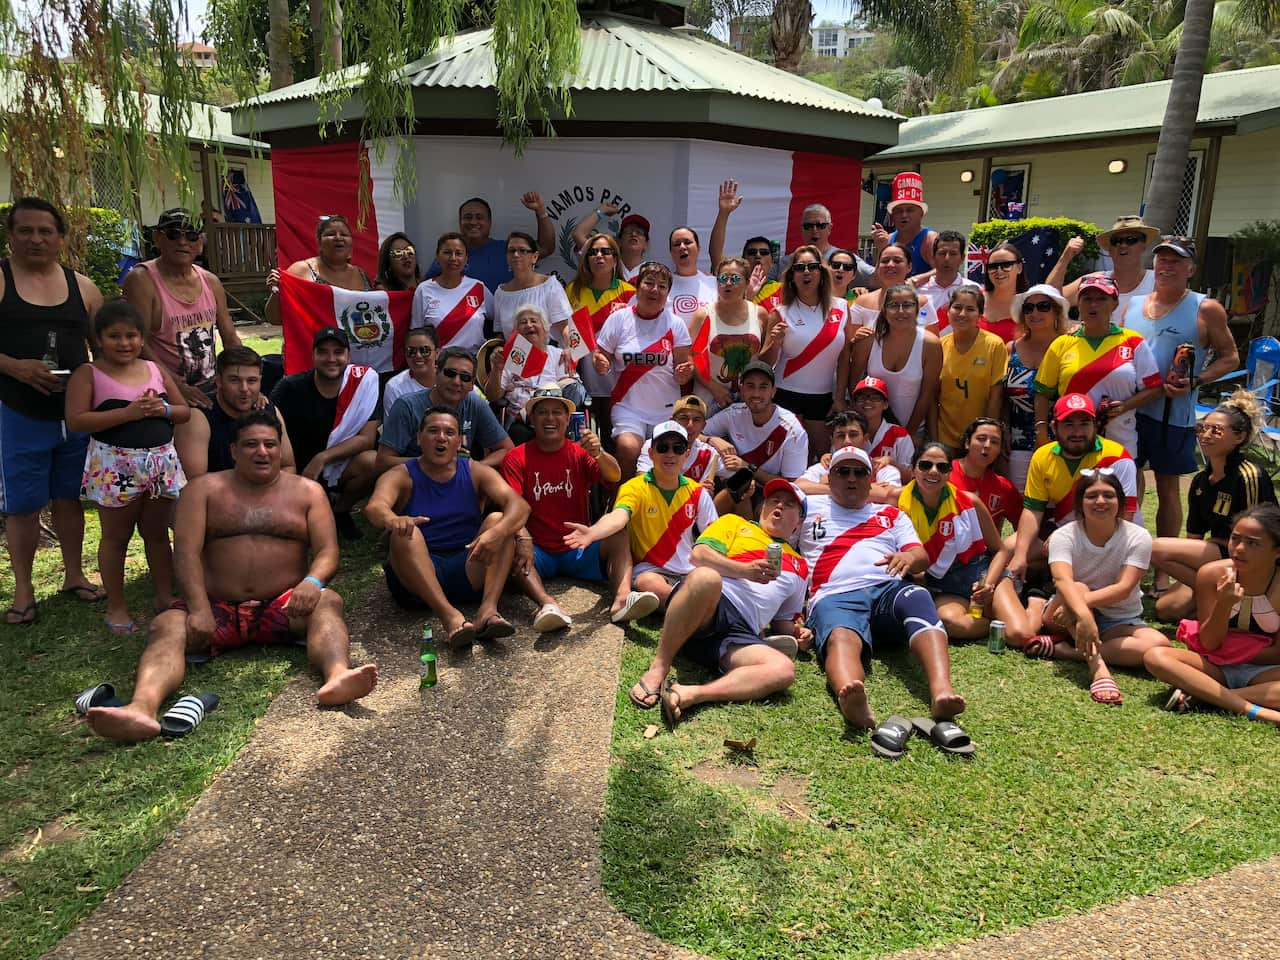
266, 0, 294, 89
770, 0, 813, 71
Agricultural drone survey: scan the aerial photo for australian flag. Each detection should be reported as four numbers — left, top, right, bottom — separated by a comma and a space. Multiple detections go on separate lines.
222, 168, 262, 224
967, 227, 1059, 286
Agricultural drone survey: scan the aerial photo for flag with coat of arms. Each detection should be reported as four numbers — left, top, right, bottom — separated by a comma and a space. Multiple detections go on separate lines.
279, 272, 410, 374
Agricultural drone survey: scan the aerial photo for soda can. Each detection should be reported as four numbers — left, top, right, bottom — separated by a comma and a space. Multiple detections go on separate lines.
569, 411, 586, 441
766, 542, 783, 572
988, 620, 1007, 655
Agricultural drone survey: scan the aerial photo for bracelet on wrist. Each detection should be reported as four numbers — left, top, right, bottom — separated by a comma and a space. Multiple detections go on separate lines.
162, 400, 172, 419
303, 575, 325, 590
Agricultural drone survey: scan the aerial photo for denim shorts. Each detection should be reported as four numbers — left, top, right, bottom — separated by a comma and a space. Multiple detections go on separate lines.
1219, 660, 1280, 689
925, 554, 990, 599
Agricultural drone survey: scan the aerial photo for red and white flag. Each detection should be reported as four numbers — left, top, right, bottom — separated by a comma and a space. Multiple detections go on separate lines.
504, 334, 549, 379
279, 272, 410, 374
563, 308, 598, 362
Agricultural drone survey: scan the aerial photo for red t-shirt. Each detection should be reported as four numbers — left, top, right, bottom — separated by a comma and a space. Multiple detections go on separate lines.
950, 459, 1024, 531
501, 441, 608, 553
978, 316, 1017, 344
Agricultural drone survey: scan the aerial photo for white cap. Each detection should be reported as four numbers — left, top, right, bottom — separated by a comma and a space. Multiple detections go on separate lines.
829, 445, 872, 472
652, 420, 688, 441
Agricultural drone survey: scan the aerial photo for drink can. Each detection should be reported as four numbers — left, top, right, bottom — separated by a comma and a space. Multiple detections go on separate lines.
420, 625, 438, 688
766, 542, 783, 572
569, 411, 586, 441
1171, 342, 1195, 381
988, 620, 1006, 655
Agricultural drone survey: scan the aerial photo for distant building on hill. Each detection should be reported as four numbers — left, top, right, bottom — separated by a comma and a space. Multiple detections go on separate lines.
811, 22, 874, 59
176, 42, 217, 69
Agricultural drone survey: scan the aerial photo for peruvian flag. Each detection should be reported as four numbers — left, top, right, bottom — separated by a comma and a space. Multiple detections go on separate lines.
563, 309, 598, 362
279, 272, 410, 375
503, 334, 548, 378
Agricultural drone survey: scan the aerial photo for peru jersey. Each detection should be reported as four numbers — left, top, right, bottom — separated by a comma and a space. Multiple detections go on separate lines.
1024, 438, 1137, 522
615, 471, 719, 575
703, 403, 809, 479
869, 419, 915, 468
898, 483, 987, 579
596, 305, 692, 417
412, 277, 490, 353
775, 299, 849, 395
808, 501, 922, 609
696, 515, 808, 634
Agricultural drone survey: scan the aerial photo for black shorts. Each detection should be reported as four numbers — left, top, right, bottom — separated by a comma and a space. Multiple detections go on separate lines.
773, 388, 833, 423
668, 582, 762, 674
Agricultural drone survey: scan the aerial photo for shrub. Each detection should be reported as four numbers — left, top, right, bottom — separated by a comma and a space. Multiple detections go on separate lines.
0, 204, 128, 299
969, 217, 1102, 283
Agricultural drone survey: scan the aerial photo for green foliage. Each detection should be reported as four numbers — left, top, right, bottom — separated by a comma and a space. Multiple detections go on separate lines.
0, 204, 127, 299
970, 217, 1102, 281
1231, 219, 1280, 264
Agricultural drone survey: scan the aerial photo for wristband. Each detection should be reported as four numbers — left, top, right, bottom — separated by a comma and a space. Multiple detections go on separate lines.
303, 575, 325, 590
163, 401, 171, 419
1247, 703, 1261, 721
593, 208, 604, 219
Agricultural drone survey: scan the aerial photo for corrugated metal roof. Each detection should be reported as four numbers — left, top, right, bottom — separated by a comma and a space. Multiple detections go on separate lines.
875, 64, 1280, 159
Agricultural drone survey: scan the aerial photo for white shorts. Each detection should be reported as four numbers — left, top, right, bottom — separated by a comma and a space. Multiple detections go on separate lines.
611, 407, 658, 440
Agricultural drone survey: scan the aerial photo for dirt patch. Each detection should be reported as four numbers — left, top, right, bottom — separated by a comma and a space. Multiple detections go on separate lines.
0, 877, 18, 901
6, 763, 32, 779
769, 774, 813, 820
689, 762, 813, 820
691, 760, 761, 790
2, 817, 87, 862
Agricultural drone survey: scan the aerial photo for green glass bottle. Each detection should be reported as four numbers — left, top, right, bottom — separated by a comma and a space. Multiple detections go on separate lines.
419, 625, 437, 688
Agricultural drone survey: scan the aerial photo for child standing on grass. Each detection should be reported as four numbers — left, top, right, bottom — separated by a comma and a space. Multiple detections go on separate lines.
64, 299, 189, 634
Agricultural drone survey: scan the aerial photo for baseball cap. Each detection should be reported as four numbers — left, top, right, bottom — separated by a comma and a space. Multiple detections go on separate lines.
313, 325, 350, 349
763, 478, 807, 519
155, 207, 198, 231
652, 420, 688, 442
620, 214, 650, 238
524, 383, 575, 418
740, 359, 776, 384
829, 446, 873, 472
673, 395, 708, 419
852, 376, 890, 399
1053, 393, 1097, 421
1152, 235, 1196, 260
1077, 273, 1118, 297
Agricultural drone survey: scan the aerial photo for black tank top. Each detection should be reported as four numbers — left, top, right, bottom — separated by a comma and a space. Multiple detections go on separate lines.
0, 260, 92, 420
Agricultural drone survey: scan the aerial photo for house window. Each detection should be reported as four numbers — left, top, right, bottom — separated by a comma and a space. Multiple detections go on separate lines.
816, 29, 838, 47
1143, 150, 1205, 236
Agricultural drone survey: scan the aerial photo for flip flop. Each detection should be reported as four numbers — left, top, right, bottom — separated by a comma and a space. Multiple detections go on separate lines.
60, 583, 107, 603
533, 603, 572, 633
763, 634, 799, 661
5, 603, 37, 626
1090, 676, 1124, 706
104, 618, 141, 636
1023, 635, 1058, 659
909, 717, 976, 757
476, 616, 516, 641
611, 590, 659, 624
1165, 688, 1192, 713
446, 622, 476, 649
629, 677, 661, 710
870, 715, 914, 760
159, 693, 220, 739
660, 680, 684, 731
74, 683, 124, 716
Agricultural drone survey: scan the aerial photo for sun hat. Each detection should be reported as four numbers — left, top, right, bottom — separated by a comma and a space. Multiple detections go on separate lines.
1097, 215, 1159, 249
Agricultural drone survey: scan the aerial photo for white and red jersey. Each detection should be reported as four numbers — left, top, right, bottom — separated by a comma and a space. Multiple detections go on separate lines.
801, 459, 902, 487
774, 298, 849, 395
696, 515, 808, 635
669, 272, 718, 328
596, 305, 692, 420
703, 403, 808, 479
807, 500, 922, 610
636, 436, 719, 483
412, 277, 491, 353
868, 419, 914, 468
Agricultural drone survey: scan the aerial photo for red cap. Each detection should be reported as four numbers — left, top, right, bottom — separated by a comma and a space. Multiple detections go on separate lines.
620, 214, 650, 237
1053, 393, 1096, 421
852, 376, 890, 400
1078, 273, 1118, 297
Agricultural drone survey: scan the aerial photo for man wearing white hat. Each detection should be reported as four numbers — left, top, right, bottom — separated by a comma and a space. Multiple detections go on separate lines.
872, 172, 938, 276
1046, 215, 1157, 321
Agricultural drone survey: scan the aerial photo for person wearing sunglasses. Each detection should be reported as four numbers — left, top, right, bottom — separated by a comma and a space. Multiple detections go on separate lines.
571, 205, 651, 282
949, 417, 1022, 533
686, 256, 764, 409
381, 325, 439, 421
1003, 281, 1071, 492
1046, 215, 1158, 320
826, 249, 868, 304
1033, 273, 1162, 459
1008, 393, 1138, 590
976, 240, 1028, 344
377, 345, 512, 475
565, 232, 635, 437
848, 244, 934, 333
564, 419, 718, 615
1150, 390, 1275, 623
412, 232, 491, 355
1033, 470, 1169, 706
375, 232, 422, 293
899, 442, 1035, 646
125, 207, 240, 411
930, 286, 1007, 452
801, 445, 970, 750
493, 230, 573, 343
849, 283, 942, 443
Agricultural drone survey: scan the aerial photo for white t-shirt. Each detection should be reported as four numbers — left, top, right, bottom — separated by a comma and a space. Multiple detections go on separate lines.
412, 277, 491, 353
381, 369, 428, 421
493, 277, 573, 342
703, 403, 808, 479
774, 299, 849, 396
806, 500, 922, 608
668, 272, 718, 329
596, 305, 692, 417
1046, 519, 1151, 621
919, 274, 981, 314
1108, 268, 1156, 323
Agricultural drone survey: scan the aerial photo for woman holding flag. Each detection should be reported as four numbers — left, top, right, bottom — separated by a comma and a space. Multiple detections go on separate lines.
566, 233, 635, 440
266, 215, 372, 324
484, 305, 585, 444
412, 233, 492, 354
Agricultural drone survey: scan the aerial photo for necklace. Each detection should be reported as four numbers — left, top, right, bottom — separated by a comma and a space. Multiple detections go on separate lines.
1142, 288, 1189, 320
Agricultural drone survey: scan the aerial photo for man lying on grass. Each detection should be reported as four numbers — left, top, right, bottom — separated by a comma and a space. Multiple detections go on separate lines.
87, 411, 378, 741
629, 480, 811, 727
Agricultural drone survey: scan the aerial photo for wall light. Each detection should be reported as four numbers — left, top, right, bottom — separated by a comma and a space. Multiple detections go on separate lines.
960, 169, 974, 183
1108, 159, 1127, 174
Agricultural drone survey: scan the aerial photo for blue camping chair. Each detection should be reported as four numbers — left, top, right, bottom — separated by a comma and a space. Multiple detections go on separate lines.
1196, 336, 1280, 426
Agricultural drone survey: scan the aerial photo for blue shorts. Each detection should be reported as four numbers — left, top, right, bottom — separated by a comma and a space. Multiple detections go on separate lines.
533, 542, 605, 582
1219, 660, 1280, 689
808, 580, 942, 667
926, 554, 990, 599
0, 403, 89, 514
668, 581, 762, 674
383, 549, 482, 610
1136, 414, 1197, 476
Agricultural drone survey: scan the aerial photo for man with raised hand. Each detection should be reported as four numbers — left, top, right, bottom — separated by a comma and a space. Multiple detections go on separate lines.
1047, 215, 1157, 320
426, 193, 555, 290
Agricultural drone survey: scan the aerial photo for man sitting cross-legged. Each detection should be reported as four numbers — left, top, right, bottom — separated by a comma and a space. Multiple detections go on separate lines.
365, 405, 530, 647
500, 385, 647, 630
564, 420, 718, 613
804, 446, 968, 744
87, 412, 378, 741
629, 480, 812, 725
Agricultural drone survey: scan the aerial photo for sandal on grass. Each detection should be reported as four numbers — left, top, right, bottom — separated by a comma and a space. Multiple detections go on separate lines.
629, 677, 661, 710
160, 693, 220, 739
1090, 676, 1124, 706
5, 603, 37, 626
104, 618, 141, 636
1165, 688, 1193, 713
74, 683, 124, 716
909, 716, 976, 758
1023, 635, 1058, 659
60, 583, 107, 603
870, 715, 914, 760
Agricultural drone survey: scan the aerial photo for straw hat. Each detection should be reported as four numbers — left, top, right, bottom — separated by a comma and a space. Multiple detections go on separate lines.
1097, 215, 1159, 249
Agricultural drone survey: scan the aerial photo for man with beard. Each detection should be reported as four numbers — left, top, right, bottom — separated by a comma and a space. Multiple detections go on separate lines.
269, 327, 379, 540
86, 411, 378, 741
124, 208, 240, 408
175, 345, 296, 478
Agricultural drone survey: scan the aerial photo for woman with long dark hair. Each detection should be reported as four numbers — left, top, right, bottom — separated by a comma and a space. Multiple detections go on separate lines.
375, 232, 421, 291
412, 232, 491, 354
849, 283, 942, 440
979, 240, 1028, 343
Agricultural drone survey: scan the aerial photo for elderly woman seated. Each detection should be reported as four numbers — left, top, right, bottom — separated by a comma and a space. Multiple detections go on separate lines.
482, 303, 586, 444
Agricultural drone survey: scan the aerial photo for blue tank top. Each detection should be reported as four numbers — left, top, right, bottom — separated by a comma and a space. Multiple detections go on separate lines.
403, 458, 481, 553
890, 228, 931, 275
1123, 290, 1206, 429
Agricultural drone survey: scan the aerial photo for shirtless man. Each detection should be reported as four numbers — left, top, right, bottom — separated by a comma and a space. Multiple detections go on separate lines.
87, 411, 377, 741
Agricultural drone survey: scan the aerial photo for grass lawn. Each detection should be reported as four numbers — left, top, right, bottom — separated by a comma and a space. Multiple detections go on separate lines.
602, 487, 1280, 959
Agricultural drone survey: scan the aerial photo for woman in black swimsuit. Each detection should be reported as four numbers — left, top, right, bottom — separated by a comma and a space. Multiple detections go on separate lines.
265, 215, 372, 325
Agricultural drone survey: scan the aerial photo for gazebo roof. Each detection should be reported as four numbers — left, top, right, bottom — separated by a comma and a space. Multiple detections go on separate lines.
231, 14, 901, 153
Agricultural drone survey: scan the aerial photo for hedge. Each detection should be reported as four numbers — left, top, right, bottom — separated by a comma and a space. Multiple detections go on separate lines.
969, 217, 1102, 284
0, 204, 127, 300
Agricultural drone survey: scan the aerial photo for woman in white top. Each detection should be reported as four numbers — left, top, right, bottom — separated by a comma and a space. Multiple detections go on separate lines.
1034, 470, 1170, 706
381, 325, 438, 420
758, 244, 853, 456
849, 283, 942, 438
411, 232, 491, 354
848, 243, 933, 332
687, 256, 763, 410
485, 303, 584, 444
492, 230, 573, 342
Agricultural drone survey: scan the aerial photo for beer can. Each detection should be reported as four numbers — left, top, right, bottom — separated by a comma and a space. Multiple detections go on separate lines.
766, 542, 783, 572
988, 619, 1007, 655
569, 411, 586, 441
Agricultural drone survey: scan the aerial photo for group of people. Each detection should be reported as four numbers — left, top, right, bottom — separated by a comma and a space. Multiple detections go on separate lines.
4, 176, 1279, 752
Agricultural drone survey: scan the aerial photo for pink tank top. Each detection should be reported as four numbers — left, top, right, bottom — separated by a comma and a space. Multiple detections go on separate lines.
136, 260, 218, 386
91, 360, 165, 405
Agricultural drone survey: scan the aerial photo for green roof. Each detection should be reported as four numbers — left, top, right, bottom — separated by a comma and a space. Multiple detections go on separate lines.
232, 14, 901, 150
873, 64, 1280, 161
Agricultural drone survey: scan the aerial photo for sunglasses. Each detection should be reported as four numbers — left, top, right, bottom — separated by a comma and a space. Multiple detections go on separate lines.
717, 273, 744, 284
1078, 467, 1116, 478
1108, 234, 1146, 246
405, 345, 434, 358
830, 261, 856, 272
389, 246, 416, 260
831, 465, 871, 478
588, 247, 616, 257
507, 247, 536, 256
916, 460, 952, 474
1194, 422, 1233, 437
162, 227, 201, 242
987, 260, 1020, 272
802, 221, 831, 230
440, 367, 474, 383
653, 440, 688, 455
793, 262, 823, 273
1021, 300, 1057, 314
744, 247, 772, 257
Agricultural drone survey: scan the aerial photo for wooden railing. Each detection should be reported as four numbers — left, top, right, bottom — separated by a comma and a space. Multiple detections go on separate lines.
204, 222, 276, 282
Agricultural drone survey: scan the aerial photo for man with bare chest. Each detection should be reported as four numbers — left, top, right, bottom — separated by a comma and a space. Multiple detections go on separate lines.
88, 411, 376, 741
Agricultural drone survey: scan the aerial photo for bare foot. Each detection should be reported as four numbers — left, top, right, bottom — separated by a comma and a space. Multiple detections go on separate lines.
931, 689, 967, 720
317, 664, 378, 706
836, 680, 875, 729
86, 704, 162, 742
